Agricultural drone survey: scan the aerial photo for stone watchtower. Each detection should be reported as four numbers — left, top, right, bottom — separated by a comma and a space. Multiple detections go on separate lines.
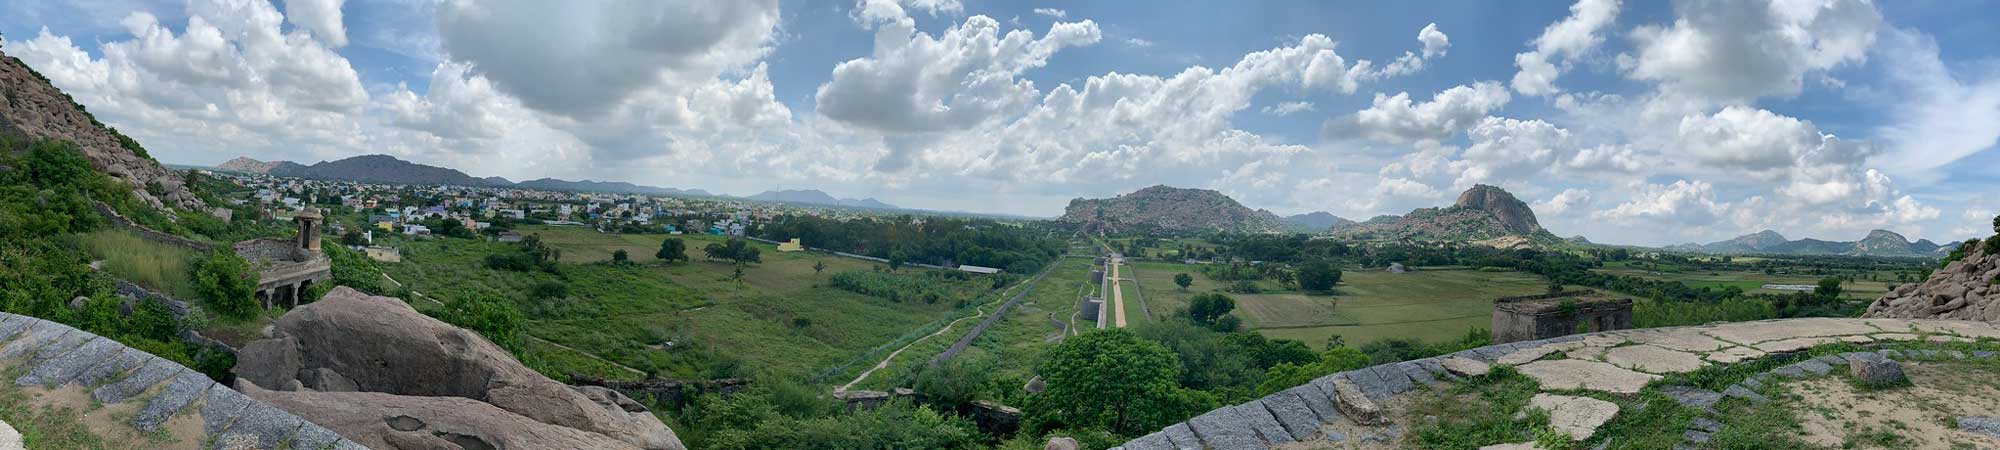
1491, 290, 1633, 344
294, 206, 323, 256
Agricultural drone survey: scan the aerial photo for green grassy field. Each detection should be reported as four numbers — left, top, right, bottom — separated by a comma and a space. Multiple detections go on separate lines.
379, 226, 1004, 384
853, 254, 1094, 390
76, 230, 202, 299
1592, 261, 1893, 300
1131, 262, 1550, 345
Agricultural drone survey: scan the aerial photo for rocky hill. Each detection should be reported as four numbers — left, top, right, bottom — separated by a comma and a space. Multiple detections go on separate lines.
0, 50, 205, 212
1694, 229, 1949, 257
1060, 185, 1284, 232
1335, 185, 1554, 242
746, 189, 896, 209
1282, 211, 1356, 232
268, 154, 493, 186
1866, 240, 1999, 321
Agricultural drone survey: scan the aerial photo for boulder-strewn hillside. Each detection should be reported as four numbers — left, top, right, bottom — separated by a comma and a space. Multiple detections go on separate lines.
1695, 229, 1950, 257
1866, 241, 1998, 320
218, 156, 287, 174
1335, 185, 1553, 242
1060, 185, 1283, 232
746, 189, 897, 209
1282, 211, 1356, 232
0, 50, 205, 212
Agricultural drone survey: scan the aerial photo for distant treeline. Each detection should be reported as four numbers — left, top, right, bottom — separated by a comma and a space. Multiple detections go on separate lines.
756, 215, 1063, 274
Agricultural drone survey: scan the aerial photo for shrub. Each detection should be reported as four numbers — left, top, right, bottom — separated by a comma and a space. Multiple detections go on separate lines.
193, 249, 258, 320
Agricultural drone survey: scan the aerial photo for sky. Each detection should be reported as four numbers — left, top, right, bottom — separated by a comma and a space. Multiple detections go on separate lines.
2, 0, 1996, 246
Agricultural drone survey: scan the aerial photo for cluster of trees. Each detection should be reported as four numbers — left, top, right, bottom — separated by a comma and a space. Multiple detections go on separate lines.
657, 238, 688, 262
703, 239, 763, 265
484, 234, 561, 272
757, 215, 1062, 274
1184, 293, 1241, 332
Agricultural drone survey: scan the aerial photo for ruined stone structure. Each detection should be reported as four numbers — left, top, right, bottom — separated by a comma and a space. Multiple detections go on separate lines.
233, 207, 331, 309
1491, 290, 1633, 344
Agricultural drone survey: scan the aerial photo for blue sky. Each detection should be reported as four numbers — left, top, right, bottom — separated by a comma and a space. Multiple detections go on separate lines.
2, 0, 1996, 246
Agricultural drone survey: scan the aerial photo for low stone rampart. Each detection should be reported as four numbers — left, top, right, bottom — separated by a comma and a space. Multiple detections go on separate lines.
0, 312, 363, 449
1107, 317, 2000, 449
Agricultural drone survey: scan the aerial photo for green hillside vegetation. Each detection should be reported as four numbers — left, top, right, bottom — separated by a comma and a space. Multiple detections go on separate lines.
374, 225, 1010, 383
0, 137, 236, 381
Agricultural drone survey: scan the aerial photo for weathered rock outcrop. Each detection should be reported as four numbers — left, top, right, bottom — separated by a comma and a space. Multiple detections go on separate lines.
1453, 184, 1541, 235
235, 287, 685, 450
240, 381, 646, 450
1866, 243, 2000, 321
0, 50, 204, 212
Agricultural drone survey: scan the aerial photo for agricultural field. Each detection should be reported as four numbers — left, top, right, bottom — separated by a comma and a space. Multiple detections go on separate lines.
1592, 261, 1895, 300
1131, 262, 1550, 345
376, 225, 1009, 384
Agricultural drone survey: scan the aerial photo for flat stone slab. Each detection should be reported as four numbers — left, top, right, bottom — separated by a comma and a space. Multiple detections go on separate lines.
1529, 393, 1618, 441
1705, 346, 1765, 364
1752, 337, 1839, 353
1330, 377, 1388, 426
1439, 357, 1491, 377
1602, 345, 1706, 374
1626, 329, 1732, 352
1702, 318, 1877, 344
1497, 346, 1560, 365
1564, 345, 1609, 361
1957, 417, 2000, 438
0, 417, 21, 450
1872, 333, 1920, 341
1478, 443, 1537, 450
1517, 359, 1660, 394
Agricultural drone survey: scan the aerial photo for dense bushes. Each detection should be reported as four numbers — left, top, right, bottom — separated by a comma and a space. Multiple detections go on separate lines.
827, 270, 965, 304
0, 137, 233, 380
485, 234, 560, 272
432, 294, 526, 356
757, 215, 1061, 274
678, 382, 982, 450
1025, 329, 1217, 437
322, 243, 386, 294
192, 249, 259, 320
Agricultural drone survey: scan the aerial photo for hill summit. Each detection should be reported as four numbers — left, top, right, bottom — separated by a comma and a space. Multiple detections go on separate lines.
1336, 184, 1553, 242
1693, 228, 1949, 256
1060, 185, 1283, 232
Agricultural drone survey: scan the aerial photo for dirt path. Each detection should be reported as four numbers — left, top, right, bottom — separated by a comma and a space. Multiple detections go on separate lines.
835, 303, 990, 393
527, 335, 648, 378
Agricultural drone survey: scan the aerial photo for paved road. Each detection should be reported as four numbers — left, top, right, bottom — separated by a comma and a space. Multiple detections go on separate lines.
1110, 256, 1128, 328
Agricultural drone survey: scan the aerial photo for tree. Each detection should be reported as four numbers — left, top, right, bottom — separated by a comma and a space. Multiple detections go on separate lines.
1255, 346, 1370, 395
813, 260, 828, 274
704, 239, 761, 265
1186, 293, 1235, 326
340, 230, 366, 246
1296, 262, 1341, 291
657, 237, 688, 262
194, 250, 259, 320
612, 249, 629, 262
1815, 276, 1843, 299
1173, 273, 1193, 291
1025, 329, 1216, 437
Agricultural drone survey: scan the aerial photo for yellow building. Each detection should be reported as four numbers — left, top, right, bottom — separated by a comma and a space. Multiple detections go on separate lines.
777, 238, 804, 252
375, 221, 395, 231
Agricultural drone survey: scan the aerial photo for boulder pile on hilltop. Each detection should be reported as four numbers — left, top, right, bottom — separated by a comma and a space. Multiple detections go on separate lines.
234, 287, 685, 450
0, 51, 206, 212
1867, 242, 2000, 321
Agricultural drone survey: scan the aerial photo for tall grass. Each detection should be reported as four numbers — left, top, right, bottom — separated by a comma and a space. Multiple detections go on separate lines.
77, 230, 199, 299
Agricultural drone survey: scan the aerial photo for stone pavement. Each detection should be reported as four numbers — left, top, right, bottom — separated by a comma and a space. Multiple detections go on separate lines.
0, 312, 366, 450
0, 418, 21, 450
1109, 317, 2000, 450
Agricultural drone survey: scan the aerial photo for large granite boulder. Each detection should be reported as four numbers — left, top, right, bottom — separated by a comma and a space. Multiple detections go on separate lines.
235, 287, 684, 450
240, 381, 645, 450
1867, 243, 1999, 321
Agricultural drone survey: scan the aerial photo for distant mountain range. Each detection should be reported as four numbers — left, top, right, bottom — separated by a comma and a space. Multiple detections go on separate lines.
213, 155, 912, 207
1060, 185, 1285, 232
1281, 211, 1357, 232
1335, 185, 1559, 244
744, 189, 898, 209
1669, 229, 1952, 257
